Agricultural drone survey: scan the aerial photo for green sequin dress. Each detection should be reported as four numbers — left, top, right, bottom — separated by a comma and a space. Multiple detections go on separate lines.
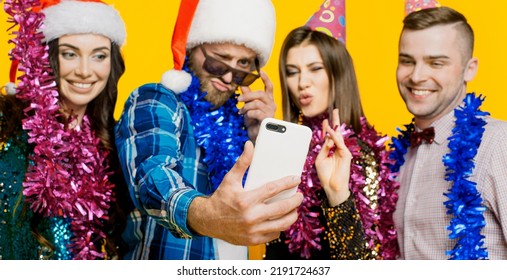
0, 134, 73, 260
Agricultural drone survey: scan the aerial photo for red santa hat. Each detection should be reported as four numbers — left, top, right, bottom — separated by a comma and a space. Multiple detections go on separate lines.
161, 0, 276, 93
4, 0, 126, 95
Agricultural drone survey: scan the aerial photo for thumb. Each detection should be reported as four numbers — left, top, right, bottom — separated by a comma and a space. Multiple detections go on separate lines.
226, 141, 254, 182
316, 138, 332, 162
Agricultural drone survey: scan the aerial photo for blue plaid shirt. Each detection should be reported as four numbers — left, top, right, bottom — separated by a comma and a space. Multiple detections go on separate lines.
115, 83, 215, 259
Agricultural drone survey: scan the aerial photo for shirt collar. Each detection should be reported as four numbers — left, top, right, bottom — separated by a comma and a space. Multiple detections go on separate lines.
414, 110, 454, 146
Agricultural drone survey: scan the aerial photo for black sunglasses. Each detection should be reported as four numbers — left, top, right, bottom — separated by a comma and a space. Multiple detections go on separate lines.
200, 46, 260, 86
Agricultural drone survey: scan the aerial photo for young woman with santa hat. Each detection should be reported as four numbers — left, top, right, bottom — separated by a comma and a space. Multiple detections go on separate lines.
0, 0, 127, 260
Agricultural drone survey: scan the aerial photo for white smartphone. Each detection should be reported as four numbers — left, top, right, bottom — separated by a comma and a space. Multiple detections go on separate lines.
244, 118, 312, 203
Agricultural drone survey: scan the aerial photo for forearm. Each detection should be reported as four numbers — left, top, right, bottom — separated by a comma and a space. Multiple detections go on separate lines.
323, 195, 373, 260
119, 154, 206, 238
115, 84, 204, 238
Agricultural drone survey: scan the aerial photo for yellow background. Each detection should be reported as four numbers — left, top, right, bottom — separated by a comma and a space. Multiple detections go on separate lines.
2, 0, 507, 136
1, 0, 506, 259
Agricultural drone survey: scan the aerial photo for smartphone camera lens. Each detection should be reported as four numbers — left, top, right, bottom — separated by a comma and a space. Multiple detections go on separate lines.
266, 122, 287, 133
266, 123, 279, 131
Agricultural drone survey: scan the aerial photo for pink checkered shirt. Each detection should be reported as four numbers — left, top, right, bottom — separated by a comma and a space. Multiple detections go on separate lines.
394, 110, 507, 259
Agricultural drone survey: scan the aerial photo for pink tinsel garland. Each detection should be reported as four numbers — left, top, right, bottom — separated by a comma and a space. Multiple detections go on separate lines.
285, 114, 356, 258
5, 0, 114, 260
285, 115, 399, 259
354, 118, 400, 260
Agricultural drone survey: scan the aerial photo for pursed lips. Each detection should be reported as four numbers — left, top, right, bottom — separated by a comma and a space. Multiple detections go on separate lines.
299, 93, 313, 105
211, 79, 232, 92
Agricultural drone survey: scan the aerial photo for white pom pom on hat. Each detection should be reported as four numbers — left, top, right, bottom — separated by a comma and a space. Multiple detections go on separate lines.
3, 58, 18, 95
4, 82, 17, 95
161, 0, 276, 94
161, 69, 193, 94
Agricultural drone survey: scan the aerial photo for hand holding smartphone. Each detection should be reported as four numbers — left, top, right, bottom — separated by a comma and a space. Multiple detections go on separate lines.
244, 118, 312, 203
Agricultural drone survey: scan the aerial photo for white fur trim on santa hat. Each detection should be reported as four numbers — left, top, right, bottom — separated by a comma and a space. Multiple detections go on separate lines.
186, 0, 275, 67
161, 69, 193, 94
41, 1, 126, 46
4, 82, 16, 95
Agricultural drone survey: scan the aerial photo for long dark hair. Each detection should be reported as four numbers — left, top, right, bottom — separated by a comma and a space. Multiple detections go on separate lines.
41, 38, 128, 259
280, 26, 365, 132
0, 94, 26, 143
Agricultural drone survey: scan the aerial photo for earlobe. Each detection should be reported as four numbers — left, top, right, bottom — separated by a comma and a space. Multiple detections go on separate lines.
464, 57, 478, 82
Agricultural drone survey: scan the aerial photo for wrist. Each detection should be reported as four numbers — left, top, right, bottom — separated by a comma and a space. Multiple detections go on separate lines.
187, 196, 213, 237
324, 187, 351, 207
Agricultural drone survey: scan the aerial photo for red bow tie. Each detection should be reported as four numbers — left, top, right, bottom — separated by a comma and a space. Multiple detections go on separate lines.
410, 127, 435, 148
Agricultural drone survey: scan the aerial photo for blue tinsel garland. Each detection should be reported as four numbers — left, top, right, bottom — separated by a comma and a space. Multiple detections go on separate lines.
178, 64, 249, 193
389, 93, 488, 260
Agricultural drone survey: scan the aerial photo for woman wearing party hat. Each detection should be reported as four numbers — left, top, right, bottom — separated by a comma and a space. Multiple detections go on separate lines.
264, 0, 399, 260
0, 0, 127, 260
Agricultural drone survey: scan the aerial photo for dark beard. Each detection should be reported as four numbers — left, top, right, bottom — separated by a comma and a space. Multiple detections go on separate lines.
188, 52, 237, 108
201, 81, 236, 108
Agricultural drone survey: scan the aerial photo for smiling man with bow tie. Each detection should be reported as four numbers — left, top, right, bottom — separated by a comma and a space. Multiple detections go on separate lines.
389, 1, 507, 260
